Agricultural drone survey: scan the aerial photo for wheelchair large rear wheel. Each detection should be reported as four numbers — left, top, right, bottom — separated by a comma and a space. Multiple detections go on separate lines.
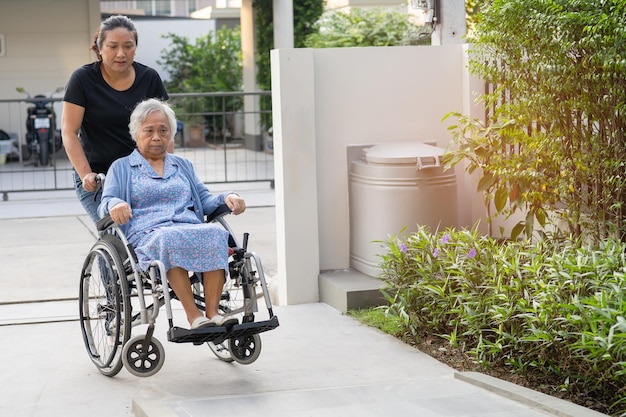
79, 238, 131, 377
206, 304, 236, 362
191, 278, 239, 362
207, 267, 250, 362
223, 254, 263, 320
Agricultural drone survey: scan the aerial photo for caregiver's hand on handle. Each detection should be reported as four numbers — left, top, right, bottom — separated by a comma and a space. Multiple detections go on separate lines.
82, 172, 100, 192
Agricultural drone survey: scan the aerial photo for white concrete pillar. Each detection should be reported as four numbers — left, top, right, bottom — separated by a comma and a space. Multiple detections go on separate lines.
241, 0, 261, 139
273, 0, 294, 48
431, 0, 466, 45
270, 48, 320, 305
241, 0, 257, 93
88, 0, 101, 46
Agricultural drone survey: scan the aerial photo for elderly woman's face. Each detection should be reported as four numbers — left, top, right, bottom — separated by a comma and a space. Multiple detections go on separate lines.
136, 110, 170, 159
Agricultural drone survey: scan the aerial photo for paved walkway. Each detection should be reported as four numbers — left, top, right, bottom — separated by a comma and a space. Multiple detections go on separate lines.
0, 188, 608, 417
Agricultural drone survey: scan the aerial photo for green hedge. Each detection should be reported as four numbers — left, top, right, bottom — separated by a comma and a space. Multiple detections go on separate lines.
446, 0, 626, 242
379, 227, 626, 416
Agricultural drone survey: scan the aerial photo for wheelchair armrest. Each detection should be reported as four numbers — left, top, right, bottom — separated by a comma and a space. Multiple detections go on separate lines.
96, 214, 115, 231
96, 203, 230, 231
206, 203, 231, 223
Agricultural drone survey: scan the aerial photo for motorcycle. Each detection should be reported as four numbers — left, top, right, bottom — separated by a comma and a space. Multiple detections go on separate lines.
17, 87, 63, 167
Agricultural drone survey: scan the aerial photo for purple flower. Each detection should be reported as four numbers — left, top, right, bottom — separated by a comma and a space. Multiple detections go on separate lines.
433, 248, 439, 258
441, 234, 450, 244
400, 243, 407, 253
468, 248, 477, 259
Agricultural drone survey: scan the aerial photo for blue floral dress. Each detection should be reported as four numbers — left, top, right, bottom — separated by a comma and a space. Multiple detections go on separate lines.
125, 154, 229, 273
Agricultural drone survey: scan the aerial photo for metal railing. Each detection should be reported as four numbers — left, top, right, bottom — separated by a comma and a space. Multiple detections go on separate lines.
0, 91, 274, 201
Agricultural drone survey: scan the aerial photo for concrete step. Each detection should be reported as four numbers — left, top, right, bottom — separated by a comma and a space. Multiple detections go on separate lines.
319, 269, 387, 313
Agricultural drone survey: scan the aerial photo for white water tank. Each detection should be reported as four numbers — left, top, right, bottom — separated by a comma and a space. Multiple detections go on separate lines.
349, 142, 457, 277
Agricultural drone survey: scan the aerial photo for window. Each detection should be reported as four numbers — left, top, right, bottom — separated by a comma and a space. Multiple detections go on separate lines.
136, 0, 152, 14
136, 0, 172, 16
154, 0, 172, 16
0, 34, 5, 57
189, 0, 198, 15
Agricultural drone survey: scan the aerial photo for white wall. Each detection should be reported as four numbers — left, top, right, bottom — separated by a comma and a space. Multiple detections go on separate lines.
271, 45, 486, 305
131, 18, 216, 82
326, 0, 409, 10
0, 2, 215, 141
0, 0, 100, 136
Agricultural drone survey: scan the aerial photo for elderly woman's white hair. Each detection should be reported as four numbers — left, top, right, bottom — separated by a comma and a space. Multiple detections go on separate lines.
128, 98, 177, 142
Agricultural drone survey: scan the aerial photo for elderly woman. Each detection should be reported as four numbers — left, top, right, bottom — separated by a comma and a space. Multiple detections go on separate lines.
98, 98, 246, 329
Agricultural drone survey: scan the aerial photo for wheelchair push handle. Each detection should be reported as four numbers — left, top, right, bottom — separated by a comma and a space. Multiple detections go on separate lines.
243, 232, 249, 252
93, 173, 106, 202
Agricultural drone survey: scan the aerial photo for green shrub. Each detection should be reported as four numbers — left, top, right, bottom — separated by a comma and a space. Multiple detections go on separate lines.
158, 27, 243, 135
445, 0, 626, 242
253, 0, 325, 129
379, 226, 626, 416
304, 7, 427, 48
158, 26, 242, 94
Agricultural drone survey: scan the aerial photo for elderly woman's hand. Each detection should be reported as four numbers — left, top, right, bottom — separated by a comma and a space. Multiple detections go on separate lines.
225, 193, 246, 215
110, 202, 133, 225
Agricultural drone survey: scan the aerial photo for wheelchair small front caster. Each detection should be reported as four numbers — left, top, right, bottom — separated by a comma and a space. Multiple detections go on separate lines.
122, 335, 165, 377
229, 334, 262, 365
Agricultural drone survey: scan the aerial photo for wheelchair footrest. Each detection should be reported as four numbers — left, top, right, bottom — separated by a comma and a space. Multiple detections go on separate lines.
167, 325, 228, 344
229, 316, 280, 341
167, 315, 279, 345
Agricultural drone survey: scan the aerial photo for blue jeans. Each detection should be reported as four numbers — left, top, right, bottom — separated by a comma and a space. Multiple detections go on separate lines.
73, 170, 103, 225
75, 170, 118, 330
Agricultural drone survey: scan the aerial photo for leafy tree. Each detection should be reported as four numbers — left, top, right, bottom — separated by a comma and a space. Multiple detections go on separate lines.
254, 0, 325, 128
158, 26, 243, 136
158, 26, 242, 94
304, 7, 428, 48
253, 0, 324, 92
253, 0, 273, 130
444, 0, 626, 242
465, 0, 491, 41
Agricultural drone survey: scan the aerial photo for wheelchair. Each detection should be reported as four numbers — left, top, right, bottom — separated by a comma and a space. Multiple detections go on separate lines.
78, 202, 279, 377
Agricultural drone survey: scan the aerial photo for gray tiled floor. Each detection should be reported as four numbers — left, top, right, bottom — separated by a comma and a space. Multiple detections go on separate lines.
166, 381, 552, 417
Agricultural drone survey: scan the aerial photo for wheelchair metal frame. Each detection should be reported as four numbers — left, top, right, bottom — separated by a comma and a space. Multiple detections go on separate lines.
78, 204, 279, 377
